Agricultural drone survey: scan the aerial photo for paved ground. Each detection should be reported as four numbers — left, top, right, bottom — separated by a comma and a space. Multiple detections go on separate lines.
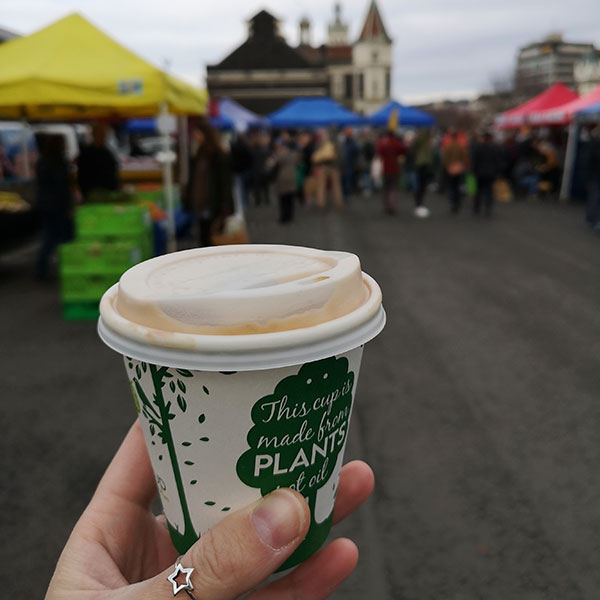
2, 190, 599, 599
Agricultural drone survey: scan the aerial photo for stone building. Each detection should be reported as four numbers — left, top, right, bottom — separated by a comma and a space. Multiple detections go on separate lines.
206, 1, 393, 115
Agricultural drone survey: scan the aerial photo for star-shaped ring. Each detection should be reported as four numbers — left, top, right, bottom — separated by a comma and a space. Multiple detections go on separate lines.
167, 557, 196, 597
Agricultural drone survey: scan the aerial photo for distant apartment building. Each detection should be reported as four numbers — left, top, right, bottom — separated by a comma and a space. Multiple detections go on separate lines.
515, 33, 595, 96
574, 50, 600, 95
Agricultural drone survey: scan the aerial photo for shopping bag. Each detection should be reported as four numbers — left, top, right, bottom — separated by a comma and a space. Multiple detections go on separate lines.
211, 212, 249, 245
493, 178, 512, 203
465, 172, 477, 198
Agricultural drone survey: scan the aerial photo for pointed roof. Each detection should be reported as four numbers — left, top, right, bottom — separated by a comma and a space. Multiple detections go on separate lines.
357, 1, 391, 44
209, 9, 311, 71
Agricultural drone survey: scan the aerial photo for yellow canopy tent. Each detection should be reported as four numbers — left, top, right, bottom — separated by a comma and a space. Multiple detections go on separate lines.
0, 12, 207, 119
0, 13, 208, 250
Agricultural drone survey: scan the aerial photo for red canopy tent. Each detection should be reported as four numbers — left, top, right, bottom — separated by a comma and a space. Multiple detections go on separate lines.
529, 84, 600, 126
495, 83, 578, 129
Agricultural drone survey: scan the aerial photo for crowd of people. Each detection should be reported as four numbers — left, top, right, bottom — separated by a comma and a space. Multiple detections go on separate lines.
188, 121, 600, 233
13, 116, 600, 279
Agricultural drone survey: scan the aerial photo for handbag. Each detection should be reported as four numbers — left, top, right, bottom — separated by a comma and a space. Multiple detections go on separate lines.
312, 141, 335, 164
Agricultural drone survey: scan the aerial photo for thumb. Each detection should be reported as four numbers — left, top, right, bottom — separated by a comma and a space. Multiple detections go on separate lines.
139, 488, 310, 600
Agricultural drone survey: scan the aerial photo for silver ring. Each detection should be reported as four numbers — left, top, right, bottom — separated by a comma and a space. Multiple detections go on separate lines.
167, 556, 198, 599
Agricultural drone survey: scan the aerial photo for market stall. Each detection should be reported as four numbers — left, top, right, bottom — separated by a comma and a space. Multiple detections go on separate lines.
369, 100, 435, 128
495, 83, 578, 129
267, 97, 366, 128
529, 84, 600, 126
217, 97, 266, 131
0, 12, 208, 250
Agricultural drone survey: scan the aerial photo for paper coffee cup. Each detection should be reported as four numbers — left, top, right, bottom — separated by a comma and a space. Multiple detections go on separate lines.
98, 245, 385, 569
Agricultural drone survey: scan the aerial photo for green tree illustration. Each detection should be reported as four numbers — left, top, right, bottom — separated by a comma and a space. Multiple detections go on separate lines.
236, 356, 353, 504
130, 360, 197, 553
236, 356, 355, 569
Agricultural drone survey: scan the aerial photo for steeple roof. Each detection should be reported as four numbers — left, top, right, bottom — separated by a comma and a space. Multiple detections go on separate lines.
357, 1, 391, 44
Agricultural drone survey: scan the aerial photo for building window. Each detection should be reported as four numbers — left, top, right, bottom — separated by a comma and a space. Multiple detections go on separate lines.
344, 73, 353, 99
358, 73, 364, 99
386, 71, 391, 97
372, 50, 378, 63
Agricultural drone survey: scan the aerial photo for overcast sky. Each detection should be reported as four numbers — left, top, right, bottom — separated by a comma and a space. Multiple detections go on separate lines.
3, 0, 600, 103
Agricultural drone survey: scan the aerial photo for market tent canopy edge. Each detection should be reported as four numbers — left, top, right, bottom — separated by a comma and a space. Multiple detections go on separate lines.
369, 100, 435, 127
577, 101, 600, 121
267, 97, 366, 128
495, 83, 578, 129
218, 97, 267, 131
530, 84, 600, 126
0, 13, 207, 120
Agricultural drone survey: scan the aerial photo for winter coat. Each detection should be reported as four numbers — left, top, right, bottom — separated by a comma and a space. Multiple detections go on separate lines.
272, 146, 300, 196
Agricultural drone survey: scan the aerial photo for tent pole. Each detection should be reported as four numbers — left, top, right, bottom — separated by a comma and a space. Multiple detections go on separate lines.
559, 121, 578, 202
21, 115, 30, 179
178, 116, 189, 190
160, 102, 177, 253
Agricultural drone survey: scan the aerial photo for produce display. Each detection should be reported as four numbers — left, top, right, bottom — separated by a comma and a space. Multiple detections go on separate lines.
0, 191, 31, 213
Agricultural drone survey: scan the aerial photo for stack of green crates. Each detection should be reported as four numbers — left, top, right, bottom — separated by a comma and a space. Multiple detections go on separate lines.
60, 204, 153, 321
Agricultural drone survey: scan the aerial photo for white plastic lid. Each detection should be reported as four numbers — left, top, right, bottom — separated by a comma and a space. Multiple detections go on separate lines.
98, 245, 384, 371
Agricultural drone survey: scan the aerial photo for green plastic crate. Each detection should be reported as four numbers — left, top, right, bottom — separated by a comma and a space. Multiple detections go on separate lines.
62, 301, 100, 321
76, 203, 151, 238
134, 186, 180, 210
60, 270, 123, 302
60, 239, 145, 273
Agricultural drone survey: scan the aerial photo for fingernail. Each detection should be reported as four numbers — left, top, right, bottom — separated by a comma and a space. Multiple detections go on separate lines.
251, 489, 305, 550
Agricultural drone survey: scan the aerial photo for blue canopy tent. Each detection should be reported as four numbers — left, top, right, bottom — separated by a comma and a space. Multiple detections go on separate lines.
125, 114, 234, 132
126, 118, 159, 133
267, 97, 366, 128
209, 113, 234, 130
219, 97, 266, 131
576, 101, 600, 121
369, 100, 435, 127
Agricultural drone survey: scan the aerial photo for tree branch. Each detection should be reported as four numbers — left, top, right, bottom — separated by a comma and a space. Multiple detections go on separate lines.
134, 379, 161, 421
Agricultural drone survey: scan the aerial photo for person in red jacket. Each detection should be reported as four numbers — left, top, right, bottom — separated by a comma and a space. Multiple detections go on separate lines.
376, 130, 406, 214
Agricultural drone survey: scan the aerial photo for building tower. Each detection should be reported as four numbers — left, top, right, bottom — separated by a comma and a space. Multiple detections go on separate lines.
299, 16, 311, 46
352, 0, 392, 114
323, 3, 354, 108
328, 3, 349, 46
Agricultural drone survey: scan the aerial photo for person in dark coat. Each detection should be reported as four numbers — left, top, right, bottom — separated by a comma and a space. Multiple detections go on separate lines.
185, 120, 234, 247
471, 132, 501, 217
341, 128, 358, 199
230, 133, 253, 208
35, 134, 75, 279
250, 132, 271, 206
76, 123, 118, 201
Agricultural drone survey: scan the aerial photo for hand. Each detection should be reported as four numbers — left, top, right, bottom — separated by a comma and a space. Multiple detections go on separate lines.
46, 420, 374, 600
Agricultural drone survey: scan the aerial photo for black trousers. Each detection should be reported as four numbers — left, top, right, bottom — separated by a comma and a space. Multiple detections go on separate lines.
474, 177, 494, 216
414, 166, 430, 207
197, 216, 213, 247
447, 174, 463, 213
36, 213, 73, 278
279, 192, 295, 223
